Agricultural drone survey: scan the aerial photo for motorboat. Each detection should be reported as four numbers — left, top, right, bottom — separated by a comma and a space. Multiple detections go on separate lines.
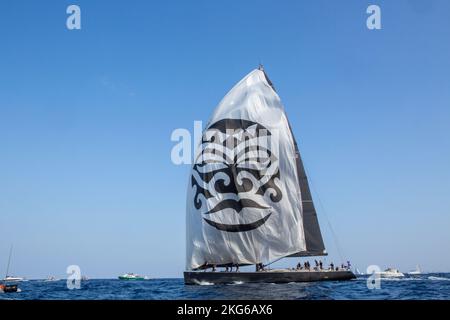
376, 268, 404, 278
118, 273, 145, 280
3, 276, 24, 282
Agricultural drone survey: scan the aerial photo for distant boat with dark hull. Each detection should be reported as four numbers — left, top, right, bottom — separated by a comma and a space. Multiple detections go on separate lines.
184, 67, 355, 285
0, 284, 18, 293
1, 245, 20, 293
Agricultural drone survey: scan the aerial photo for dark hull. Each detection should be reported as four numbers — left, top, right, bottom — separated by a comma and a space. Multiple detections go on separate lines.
184, 270, 356, 285
2, 284, 18, 293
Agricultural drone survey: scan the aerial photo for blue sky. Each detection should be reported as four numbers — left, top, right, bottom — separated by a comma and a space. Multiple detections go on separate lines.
1, 0, 449, 278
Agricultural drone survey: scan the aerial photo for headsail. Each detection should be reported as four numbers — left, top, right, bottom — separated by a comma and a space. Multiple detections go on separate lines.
186, 69, 306, 270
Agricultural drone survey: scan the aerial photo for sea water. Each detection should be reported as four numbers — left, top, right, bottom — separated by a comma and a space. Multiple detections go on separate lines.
1, 273, 449, 300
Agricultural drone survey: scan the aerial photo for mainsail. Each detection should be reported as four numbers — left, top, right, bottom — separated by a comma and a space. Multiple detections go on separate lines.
288, 140, 327, 257
186, 68, 324, 270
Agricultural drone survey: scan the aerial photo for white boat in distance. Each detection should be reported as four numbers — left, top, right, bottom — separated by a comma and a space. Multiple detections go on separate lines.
408, 265, 422, 275
376, 268, 405, 278
4, 276, 24, 282
44, 276, 60, 282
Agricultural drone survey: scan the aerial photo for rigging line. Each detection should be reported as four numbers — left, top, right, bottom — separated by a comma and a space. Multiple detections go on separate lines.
263, 256, 284, 269
308, 176, 346, 263
301, 160, 347, 263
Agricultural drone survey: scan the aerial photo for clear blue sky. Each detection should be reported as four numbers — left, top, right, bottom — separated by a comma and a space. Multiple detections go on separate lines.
1, 0, 449, 279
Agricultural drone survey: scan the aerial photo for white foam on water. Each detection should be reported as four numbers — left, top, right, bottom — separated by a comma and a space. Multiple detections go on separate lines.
195, 280, 215, 286
380, 277, 422, 281
428, 276, 450, 281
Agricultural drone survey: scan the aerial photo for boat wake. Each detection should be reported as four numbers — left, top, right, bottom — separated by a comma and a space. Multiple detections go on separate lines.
194, 281, 215, 286
356, 275, 450, 282
225, 281, 245, 286
428, 276, 450, 281
380, 277, 421, 281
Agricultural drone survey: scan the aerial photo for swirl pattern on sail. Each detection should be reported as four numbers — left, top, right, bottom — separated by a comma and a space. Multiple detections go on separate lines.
192, 119, 282, 232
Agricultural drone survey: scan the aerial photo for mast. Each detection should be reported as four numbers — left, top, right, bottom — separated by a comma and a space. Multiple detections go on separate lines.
4, 245, 13, 281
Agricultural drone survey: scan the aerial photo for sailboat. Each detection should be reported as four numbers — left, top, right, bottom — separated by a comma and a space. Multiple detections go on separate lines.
0, 246, 20, 293
184, 67, 355, 285
355, 268, 364, 276
408, 265, 422, 275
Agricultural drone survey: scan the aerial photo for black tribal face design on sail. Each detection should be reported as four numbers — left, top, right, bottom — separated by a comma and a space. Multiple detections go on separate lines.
191, 119, 283, 232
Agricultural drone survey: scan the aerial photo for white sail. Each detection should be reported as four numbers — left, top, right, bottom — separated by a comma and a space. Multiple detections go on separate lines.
186, 68, 306, 270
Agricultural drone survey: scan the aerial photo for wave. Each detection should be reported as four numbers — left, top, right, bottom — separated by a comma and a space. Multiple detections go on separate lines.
428, 276, 450, 281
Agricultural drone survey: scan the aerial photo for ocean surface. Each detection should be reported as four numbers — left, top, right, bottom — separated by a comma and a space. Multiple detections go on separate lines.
1, 273, 450, 300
